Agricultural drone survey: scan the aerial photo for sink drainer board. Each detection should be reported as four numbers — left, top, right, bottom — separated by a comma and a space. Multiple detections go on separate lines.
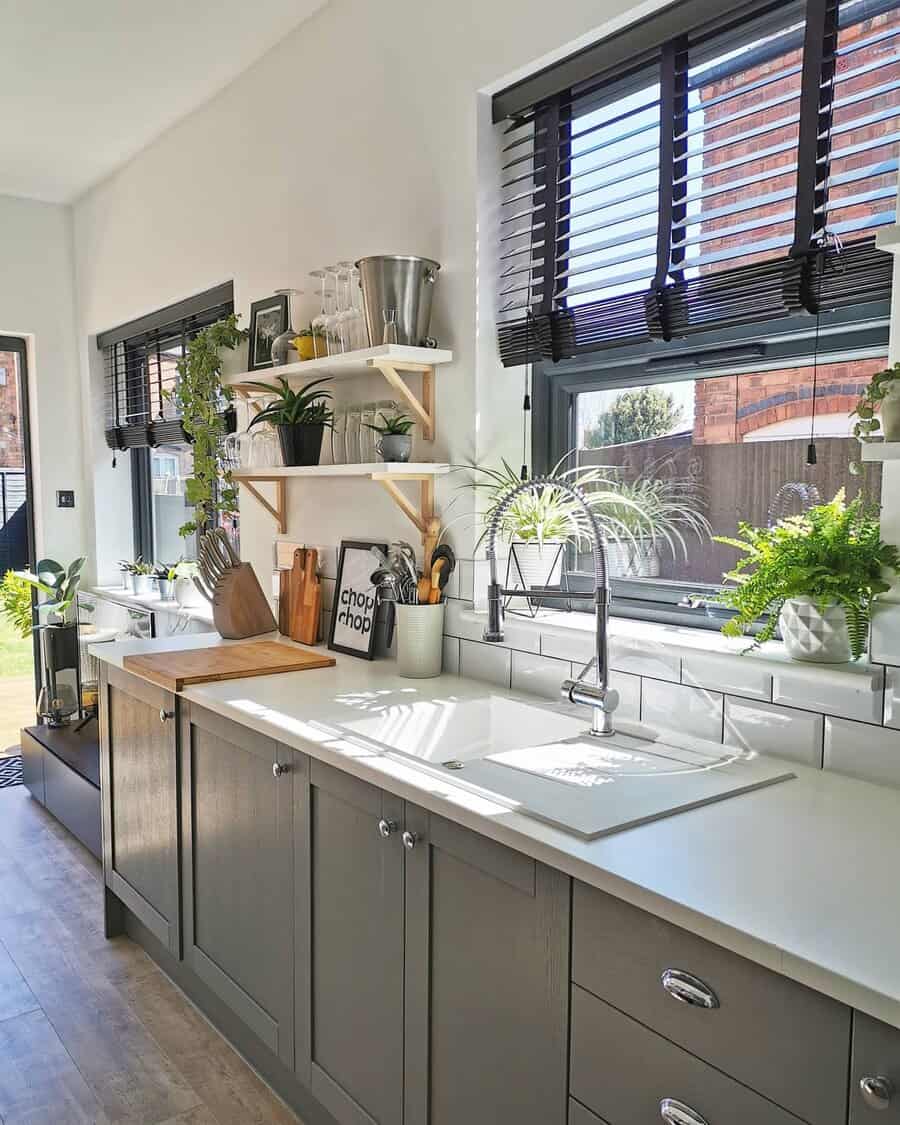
438, 734, 795, 840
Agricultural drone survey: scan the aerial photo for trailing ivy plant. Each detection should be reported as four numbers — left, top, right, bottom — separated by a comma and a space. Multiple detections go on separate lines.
713, 490, 900, 658
168, 314, 248, 538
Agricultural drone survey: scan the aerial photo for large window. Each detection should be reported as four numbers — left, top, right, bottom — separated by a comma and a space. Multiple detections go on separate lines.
98, 283, 234, 563
495, 0, 900, 625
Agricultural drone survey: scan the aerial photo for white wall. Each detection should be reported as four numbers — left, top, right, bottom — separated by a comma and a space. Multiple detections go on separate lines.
72, 0, 656, 586
0, 194, 85, 567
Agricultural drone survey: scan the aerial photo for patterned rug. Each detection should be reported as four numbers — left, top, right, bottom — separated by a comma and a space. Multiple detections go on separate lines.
0, 755, 23, 788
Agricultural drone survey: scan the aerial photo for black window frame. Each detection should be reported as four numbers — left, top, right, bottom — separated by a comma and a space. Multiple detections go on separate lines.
533, 300, 892, 628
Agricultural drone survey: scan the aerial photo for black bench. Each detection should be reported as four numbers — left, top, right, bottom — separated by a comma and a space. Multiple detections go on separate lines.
20, 722, 101, 859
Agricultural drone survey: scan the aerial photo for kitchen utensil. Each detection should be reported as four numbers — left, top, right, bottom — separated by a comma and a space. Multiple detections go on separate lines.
417, 576, 432, 605
428, 557, 449, 603
356, 255, 441, 347
195, 530, 277, 640
122, 641, 334, 692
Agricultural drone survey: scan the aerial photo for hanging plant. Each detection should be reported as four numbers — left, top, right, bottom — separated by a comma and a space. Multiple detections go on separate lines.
168, 314, 248, 538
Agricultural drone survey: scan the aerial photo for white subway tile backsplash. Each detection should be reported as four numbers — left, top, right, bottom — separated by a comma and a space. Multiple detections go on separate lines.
442, 635, 460, 676
511, 651, 572, 701
682, 653, 772, 702
773, 662, 884, 724
321, 576, 336, 612
724, 697, 823, 767
641, 680, 724, 743
459, 639, 512, 688
871, 601, 900, 666
610, 670, 641, 723
824, 717, 900, 788
444, 598, 541, 653
883, 666, 900, 729
610, 636, 681, 683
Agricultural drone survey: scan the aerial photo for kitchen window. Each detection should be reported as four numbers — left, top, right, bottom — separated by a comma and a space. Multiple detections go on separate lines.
98, 282, 235, 563
493, 0, 899, 625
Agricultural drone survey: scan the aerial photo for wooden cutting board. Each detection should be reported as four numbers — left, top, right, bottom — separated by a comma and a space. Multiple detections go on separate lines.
123, 641, 335, 692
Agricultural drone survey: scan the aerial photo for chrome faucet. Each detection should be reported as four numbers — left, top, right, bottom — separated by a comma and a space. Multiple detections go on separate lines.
482, 476, 618, 737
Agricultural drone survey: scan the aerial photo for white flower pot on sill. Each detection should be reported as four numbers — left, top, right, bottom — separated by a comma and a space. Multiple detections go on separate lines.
509, 540, 564, 591
606, 537, 661, 579
778, 597, 855, 663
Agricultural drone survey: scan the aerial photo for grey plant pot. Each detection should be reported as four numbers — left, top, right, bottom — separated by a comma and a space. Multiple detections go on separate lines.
377, 433, 412, 463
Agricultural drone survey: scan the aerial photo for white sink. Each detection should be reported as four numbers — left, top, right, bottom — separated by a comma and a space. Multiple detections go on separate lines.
338, 692, 795, 839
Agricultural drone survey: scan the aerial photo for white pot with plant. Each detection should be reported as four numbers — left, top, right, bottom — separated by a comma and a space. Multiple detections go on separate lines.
715, 490, 900, 663
131, 561, 156, 597
172, 560, 205, 608
851, 362, 900, 471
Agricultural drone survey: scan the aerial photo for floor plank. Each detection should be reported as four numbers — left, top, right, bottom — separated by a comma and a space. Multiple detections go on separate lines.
0, 787, 304, 1125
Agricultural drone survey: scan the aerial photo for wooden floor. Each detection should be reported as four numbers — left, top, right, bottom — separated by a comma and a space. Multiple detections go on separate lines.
0, 785, 304, 1124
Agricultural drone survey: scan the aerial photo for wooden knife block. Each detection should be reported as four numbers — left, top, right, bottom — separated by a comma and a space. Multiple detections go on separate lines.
211, 563, 277, 640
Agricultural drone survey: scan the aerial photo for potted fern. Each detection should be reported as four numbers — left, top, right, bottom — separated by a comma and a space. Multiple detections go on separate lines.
245, 376, 333, 466
714, 490, 899, 663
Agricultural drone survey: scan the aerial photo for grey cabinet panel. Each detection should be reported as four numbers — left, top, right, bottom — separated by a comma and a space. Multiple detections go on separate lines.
302, 760, 404, 1125
404, 804, 569, 1125
573, 881, 849, 1125
181, 705, 294, 1068
43, 748, 102, 859
20, 730, 45, 804
571, 985, 803, 1125
569, 1099, 609, 1125
851, 1012, 900, 1122
100, 665, 179, 954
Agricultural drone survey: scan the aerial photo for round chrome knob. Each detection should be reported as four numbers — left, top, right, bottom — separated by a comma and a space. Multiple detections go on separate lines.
272, 761, 289, 778
159, 708, 175, 723
377, 818, 398, 839
660, 1098, 709, 1125
402, 830, 418, 850
860, 1076, 894, 1111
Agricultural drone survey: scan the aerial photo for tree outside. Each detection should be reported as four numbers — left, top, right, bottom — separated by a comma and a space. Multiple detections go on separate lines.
584, 386, 684, 448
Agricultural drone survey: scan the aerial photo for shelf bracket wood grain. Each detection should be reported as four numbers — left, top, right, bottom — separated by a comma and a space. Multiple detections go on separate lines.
372, 472, 441, 559
369, 360, 435, 441
239, 477, 286, 534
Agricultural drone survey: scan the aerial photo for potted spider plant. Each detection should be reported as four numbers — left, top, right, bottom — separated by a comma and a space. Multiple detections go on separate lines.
365, 410, 414, 463
245, 376, 334, 466
715, 490, 900, 663
601, 469, 711, 579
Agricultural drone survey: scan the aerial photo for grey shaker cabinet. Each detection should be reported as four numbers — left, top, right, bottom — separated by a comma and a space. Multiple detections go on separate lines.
99, 664, 180, 955
297, 759, 405, 1125
180, 704, 295, 1068
403, 803, 570, 1125
850, 1012, 900, 1121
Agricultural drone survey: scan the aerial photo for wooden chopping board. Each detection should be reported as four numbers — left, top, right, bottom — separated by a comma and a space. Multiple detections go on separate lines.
123, 641, 335, 692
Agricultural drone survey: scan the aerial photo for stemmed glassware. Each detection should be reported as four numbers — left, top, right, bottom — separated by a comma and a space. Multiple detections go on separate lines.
323, 267, 344, 356
337, 261, 369, 350
270, 288, 304, 366
309, 270, 330, 358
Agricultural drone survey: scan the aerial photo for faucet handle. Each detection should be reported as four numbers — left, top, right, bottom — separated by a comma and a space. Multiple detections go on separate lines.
573, 655, 598, 685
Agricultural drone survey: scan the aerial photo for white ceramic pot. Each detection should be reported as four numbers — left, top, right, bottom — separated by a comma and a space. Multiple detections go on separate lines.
510, 540, 564, 590
396, 603, 445, 678
121, 572, 134, 593
881, 383, 900, 441
606, 537, 661, 579
778, 597, 854, 663
175, 576, 206, 609
132, 575, 156, 597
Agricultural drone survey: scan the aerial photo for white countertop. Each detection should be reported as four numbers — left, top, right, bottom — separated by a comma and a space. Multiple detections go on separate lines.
94, 632, 900, 1030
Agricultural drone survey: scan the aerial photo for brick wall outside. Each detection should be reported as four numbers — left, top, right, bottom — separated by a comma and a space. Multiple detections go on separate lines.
691, 9, 899, 443
0, 351, 23, 469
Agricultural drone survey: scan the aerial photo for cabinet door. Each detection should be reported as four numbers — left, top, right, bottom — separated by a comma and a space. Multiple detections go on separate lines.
99, 665, 179, 954
181, 706, 294, 1067
297, 759, 404, 1125
404, 804, 570, 1125
851, 1012, 900, 1122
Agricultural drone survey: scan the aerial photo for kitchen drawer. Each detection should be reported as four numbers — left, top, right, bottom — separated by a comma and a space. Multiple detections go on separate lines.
571, 985, 803, 1125
851, 1012, 900, 1122
573, 882, 849, 1125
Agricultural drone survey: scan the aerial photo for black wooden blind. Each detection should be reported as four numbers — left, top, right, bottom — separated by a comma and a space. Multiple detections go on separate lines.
99, 283, 234, 451
494, 0, 900, 366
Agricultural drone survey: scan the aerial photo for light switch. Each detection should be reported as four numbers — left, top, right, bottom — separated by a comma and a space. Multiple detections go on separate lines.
56, 490, 75, 508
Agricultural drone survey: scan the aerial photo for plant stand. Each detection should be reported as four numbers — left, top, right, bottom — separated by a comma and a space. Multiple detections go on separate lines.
504, 542, 572, 617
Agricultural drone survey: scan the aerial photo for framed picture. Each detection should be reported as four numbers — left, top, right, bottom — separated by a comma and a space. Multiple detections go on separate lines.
248, 294, 288, 370
329, 540, 387, 659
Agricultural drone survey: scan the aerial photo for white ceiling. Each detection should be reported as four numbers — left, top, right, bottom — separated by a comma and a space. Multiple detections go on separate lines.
0, 0, 326, 203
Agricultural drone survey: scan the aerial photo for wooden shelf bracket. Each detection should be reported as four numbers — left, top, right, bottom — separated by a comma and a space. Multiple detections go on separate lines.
372, 472, 441, 560
369, 359, 435, 441
239, 477, 286, 534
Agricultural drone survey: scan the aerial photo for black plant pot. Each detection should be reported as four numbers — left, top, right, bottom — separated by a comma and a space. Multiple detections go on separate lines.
277, 422, 325, 467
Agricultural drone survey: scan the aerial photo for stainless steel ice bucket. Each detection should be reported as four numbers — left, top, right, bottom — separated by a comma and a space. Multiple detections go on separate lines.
355, 254, 441, 347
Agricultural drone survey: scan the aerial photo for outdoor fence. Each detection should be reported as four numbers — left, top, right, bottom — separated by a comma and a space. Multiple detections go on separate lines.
0, 469, 28, 574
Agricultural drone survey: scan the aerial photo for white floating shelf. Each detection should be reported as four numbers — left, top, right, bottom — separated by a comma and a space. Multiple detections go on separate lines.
224, 344, 453, 387
233, 462, 449, 555
861, 442, 900, 462
232, 462, 450, 479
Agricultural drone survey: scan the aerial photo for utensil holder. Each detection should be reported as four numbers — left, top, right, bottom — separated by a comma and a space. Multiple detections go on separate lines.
395, 603, 445, 678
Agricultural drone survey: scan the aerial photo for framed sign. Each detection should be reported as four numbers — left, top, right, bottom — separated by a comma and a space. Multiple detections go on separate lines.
248, 293, 288, 371
329, 540, 387, 659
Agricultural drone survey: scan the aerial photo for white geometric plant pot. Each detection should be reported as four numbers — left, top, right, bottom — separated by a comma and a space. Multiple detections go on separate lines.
778, 597, 854, 664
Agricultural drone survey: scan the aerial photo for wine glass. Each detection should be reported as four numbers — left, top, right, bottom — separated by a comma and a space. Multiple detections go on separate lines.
271, 288, 304, 366
309, 270, 330, 358
335, 266, 356, 354
338, 261, 369, 350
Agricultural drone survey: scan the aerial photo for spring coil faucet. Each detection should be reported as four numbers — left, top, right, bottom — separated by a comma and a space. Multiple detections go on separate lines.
482, 476, 618, 736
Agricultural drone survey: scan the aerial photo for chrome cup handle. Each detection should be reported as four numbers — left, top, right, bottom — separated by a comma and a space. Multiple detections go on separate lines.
661, 968, 720, 1010
860, 1075, 894, 1110
660, 1098, 709, 1125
